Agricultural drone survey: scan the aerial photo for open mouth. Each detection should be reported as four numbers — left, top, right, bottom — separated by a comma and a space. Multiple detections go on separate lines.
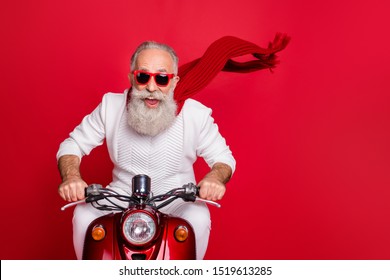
144, 97, 160, 108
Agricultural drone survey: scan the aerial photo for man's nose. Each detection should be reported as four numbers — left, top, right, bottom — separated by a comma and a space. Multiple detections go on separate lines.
146, 77, 158, 92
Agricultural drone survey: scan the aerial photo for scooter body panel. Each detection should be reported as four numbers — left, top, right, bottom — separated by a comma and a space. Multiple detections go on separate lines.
82, 209, 196, 260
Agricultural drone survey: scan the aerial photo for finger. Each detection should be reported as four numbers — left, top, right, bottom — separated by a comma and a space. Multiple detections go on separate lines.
59, 184, 72, 202
58, 188, 66, 201
205, 186, 216, 201
199, 185, 208, 199
210, 185, 225, 201
76, 185, 86, 200
216, 189, 225, 200
68, 184, 78, 202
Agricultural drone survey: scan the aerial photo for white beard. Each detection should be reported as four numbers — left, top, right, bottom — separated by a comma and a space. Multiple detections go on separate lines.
127, 87, 177, 137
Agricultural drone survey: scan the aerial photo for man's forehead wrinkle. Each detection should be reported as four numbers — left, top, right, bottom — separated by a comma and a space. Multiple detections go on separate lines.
136, 66, 169, 73
137, 66, 149, 71
157, 67, 168, 73
136, 48, 174, 73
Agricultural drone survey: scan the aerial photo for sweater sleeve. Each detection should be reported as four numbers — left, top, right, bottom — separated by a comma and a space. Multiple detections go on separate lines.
56, 97, 106, 160
195, 104, 236, 174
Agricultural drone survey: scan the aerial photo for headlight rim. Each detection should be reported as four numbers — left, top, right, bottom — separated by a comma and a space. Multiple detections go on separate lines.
121, 209, 158, 246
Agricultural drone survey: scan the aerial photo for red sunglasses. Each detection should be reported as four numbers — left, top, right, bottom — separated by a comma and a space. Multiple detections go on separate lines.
133, 70, 175, 87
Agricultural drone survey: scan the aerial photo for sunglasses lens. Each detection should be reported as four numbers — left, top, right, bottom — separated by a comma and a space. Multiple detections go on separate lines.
155, 74, 170, 86
136, 72, 151, 84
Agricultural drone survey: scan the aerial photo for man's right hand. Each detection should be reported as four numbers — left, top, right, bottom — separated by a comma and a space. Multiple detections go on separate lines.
58, 177, 88, 202
57, 155, 87, 202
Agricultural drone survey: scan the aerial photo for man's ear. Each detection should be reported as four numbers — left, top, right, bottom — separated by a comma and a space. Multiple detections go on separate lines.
128, 73, 133, 85
171, 75, 180, 90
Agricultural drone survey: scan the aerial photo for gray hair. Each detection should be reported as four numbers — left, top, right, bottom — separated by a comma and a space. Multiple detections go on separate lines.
130, 41, 179, 74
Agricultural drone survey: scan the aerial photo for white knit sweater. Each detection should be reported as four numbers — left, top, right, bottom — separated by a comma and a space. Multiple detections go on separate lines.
57, 91, 236, 194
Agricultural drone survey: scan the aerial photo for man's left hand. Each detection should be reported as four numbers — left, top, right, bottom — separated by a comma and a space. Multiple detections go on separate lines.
197, 162, 232, 201
198, 177, 226, 201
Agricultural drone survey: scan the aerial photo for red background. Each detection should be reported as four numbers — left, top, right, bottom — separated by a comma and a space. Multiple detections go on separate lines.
1, 0, 389, 260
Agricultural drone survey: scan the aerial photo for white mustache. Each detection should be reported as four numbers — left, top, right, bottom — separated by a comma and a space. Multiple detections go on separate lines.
132, 89, 165, 101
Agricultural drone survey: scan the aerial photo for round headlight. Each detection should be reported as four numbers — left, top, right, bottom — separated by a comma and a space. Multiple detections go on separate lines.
122, 211, 156, 246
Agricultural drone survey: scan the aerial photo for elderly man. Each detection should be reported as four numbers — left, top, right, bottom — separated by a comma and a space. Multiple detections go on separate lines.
57, 41, 236, 260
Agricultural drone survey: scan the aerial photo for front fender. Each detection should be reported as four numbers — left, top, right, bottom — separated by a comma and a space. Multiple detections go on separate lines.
159, 216, 196, 260
82, 213, 121, 260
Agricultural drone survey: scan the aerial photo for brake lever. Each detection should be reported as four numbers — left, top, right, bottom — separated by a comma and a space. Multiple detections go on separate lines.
196, 198, 221, 208
61, 199, 86, 211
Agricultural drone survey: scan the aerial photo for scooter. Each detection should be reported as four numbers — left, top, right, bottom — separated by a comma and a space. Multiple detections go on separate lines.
61, 174, 220, 260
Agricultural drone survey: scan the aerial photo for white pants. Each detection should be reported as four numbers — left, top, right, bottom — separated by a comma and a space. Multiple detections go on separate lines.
72, 197, 211, 260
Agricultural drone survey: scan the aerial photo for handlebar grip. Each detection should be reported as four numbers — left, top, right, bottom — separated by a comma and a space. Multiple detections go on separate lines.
183, 183, 200, 196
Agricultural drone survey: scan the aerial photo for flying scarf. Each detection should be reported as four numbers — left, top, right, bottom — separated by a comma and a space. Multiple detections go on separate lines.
174, 33, 290, 113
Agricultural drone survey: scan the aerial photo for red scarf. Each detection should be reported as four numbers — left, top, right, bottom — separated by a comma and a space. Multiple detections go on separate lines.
174, 33, 290, 113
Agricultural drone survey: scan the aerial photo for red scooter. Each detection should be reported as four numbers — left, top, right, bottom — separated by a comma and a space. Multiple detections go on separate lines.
61, 174, 220, 260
